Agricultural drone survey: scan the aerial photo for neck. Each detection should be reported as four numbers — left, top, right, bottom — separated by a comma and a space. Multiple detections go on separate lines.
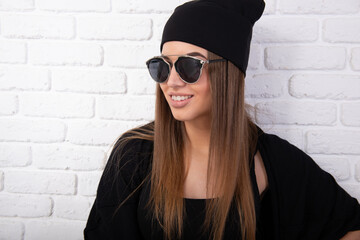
184, 118, 211, 157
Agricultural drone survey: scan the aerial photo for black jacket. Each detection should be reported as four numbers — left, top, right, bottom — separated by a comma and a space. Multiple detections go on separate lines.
84, 126, 360, 239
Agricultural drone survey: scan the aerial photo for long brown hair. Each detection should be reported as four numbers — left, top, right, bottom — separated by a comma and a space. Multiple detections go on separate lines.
115, 51, 258, 239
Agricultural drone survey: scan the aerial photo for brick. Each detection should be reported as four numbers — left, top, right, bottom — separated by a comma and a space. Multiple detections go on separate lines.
253, 17, 318, 43
245, 74, 286, 98
351, 48, 360, 71
29, 42, 103, 66
0, 41, 26, 64
105, 44, 158, 68
265, 46, 346, 70
54, 196, 93, 220
341, 103, 360, 127
0, 119, 65, 143
5, 171, 76, 195
127, 69, 156, 95
37, 0, 110, 12
323, 18, 360, 43
0, 194, 52, 217
32, 145, 105, 170
26, 220, 85, 240
78, 172, 102, 196
0, 66, 49, 90
113, 0, 179, 13
263, 0, 276, 14
0, 171, 3, 191
0, 94, 17, 115
98, 95, 155, 121
78, 16, 152, 40
67, 120, 145, 145
255, 101, 337, 125
52, 69, 126, 94
306, 130, 360, 154
289, 74, 360, 100
356, 161, 360, 182
262, 128, 304, 150
0, 0, 34, 11
153, 14, 171, 41
246, 100, 256, 120
21, 93, 94, 118
279, 0, 360, 14
313, 157, 350, 181
0, 220, 24, 240
339, 184, 360, 202
1, 15, 74, 39
248, 44, 261, 70
0, 144, 31, 167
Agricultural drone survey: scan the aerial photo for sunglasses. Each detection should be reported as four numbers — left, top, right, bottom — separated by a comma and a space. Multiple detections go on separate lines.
146, 55, 226, 84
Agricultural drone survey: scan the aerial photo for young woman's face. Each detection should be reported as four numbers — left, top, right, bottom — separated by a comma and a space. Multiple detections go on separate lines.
160, 41, 212, 123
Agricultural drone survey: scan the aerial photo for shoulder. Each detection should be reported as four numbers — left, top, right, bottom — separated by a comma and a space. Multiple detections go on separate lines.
96, 122, 154, 206
256, 127, 339, 199
257, 128, 360, 238
257, 129, 302, 157
108, 122, 154, 170
256, 128, 323, 183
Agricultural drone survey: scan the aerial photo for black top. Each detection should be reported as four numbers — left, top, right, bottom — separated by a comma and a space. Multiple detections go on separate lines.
84, 125, 360, 240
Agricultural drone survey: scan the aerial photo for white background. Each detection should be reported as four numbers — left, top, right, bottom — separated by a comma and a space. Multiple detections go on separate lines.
0, 0, 360, 239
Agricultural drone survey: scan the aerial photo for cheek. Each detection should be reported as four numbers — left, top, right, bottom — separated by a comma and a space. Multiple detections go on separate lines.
201, 73, 211, 98
195, 78, 212, 107
159, 84, 167, 95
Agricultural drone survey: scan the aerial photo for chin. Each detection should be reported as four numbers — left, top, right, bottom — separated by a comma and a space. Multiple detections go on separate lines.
171, 113, 191, 122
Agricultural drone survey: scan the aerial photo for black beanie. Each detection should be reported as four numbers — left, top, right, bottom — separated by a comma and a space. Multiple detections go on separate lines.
160, 0, 265, 75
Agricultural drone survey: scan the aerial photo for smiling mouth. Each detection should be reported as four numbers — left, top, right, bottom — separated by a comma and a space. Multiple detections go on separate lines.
171, 95, 194, 101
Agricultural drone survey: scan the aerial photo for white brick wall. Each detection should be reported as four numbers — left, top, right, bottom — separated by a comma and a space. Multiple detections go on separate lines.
29, 42, 103, 66
278, 0, 360, 14
313, 157, 351, 181
26, 220, 84, 240
0, 66, 50, 91
307, 130, 360, 154
323, 18, 360, 43
36, 0, 111, 12
21, 93, 95, 118
352, 48, 360, 70
32, 145, 105, 170
0, 0, 34, 11
253, 17, 319, 43
0, 41, 27, 63
0, 195, 52, 217
0, 93, 18, 115
0, 220, 24, 240
1, 14, 75, 39
78, 16, 152, 40
0, 119, 66, 142
265, 46, 346, 70
0, 144, 31, 167
52, 69, 127, 94
289, 74, 360, 100
0, 0, 359, 239
0, 172, 3, 191
255, 101, 337, 125
5, 170, 76, 195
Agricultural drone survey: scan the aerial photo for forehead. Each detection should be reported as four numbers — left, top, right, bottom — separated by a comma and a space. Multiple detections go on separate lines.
162, 41, 208, 58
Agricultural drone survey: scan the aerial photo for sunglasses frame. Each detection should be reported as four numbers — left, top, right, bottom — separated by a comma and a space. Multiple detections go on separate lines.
146, 54, 226, 84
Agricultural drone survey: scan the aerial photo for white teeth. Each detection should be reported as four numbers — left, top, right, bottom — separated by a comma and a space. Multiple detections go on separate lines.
171, 95, 193, 101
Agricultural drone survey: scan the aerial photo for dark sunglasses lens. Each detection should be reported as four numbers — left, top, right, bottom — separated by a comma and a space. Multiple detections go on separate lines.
146, 58, 169, 83
176, 57, 202, 83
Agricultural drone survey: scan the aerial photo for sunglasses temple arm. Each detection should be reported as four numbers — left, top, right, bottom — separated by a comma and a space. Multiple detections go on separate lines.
208, 59, 227, 63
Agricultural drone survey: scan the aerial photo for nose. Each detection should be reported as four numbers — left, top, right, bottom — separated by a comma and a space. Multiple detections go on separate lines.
166, 64, 186, 88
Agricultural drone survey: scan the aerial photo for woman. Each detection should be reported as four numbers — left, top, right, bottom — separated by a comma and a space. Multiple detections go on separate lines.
84, 0, 360, 239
